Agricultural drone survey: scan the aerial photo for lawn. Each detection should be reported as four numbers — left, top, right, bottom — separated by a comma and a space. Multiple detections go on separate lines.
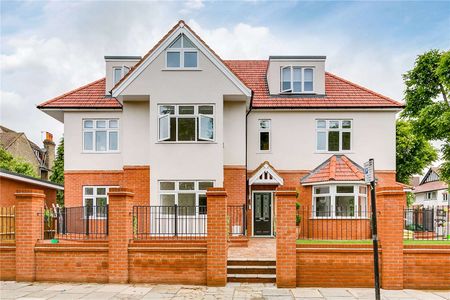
403, 240, 450, 245
296, 239, 372, 244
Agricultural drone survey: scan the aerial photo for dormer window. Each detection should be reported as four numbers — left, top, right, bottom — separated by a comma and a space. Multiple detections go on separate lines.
281, 66, 314, 93
113, 66, 130, 85
166, 34, 198, 69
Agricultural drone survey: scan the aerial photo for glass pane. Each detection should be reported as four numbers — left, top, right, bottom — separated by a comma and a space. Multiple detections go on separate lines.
109, 131, 118, 151
96, 197, 107, 207
109, 120, 118, 128
282, 67, 291, 91
178, 118, 196, 141
293, 67, 302, 81
167, 52, 180, 68
304, 68, 313, 81
96, 120, 106, 128
260, 132, 270, 151
259, 120, 270, 129
317, 131, 326, 151
304, 82, 313, 92
314, 186, 330, 194
95, 131, 107, 151
342, 132, 351, 150
84, 187, 94, 196
84, 199, 94, 217
198, 105, 214, 115
328, 121, 339, 129
317, 120, 326, 129
328, 131, 339, 151
113, 68, 122, 84
97, 188, 107, 195
169, 118, 176, 141
337, 186, 354, 193
179, 106, 194, 114
199, 194, 207, 214
336, 196, 355, 217
184, 52, 197, 68
199, 115, 214, 141
160, 182, 175, 190
359, 186, 367, 194
84, 120, 93, 128
293, 82, 302, 93
342, 120, 352, 128
178, 193, 196, 215
179, 182, 195, 190
169, 35, 182, 48
199, 181, 213, 190
161, 194, 175, 206
83, 132, 93, 151
314, 196, 331, 217
182, 35, 195, 48
159, 115, 170, 141
358, 195, 367, 217
159, 105, 175, 115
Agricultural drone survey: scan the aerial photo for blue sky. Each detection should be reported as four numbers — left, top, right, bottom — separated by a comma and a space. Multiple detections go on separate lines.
1, 1, 449, 145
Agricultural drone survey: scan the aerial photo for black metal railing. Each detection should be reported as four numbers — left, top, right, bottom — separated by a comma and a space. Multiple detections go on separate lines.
50, 206, 109, 240
404, 206, 449, 240
0, 206, 15, 241
297, 207, 372, 240
133, 205, 207, 239
227, 205, 246, 236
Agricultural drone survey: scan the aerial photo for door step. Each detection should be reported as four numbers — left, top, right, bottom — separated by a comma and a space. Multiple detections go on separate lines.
227, 260, 276, 283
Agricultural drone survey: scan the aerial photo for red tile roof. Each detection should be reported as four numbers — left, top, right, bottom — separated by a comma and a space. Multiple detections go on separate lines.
413, 181, 448, 194
37, 78, 121, 109
301, 155, 365, 184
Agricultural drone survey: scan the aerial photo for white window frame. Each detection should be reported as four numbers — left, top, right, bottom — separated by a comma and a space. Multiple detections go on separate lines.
157, 104, 215, 143
258, 119, 271, 152
82, 119, 119, 153
312, 184, 368, 219
280, 66, 314, 94
316, 119, 352, 152
426, 191, 437, 200
165, 34, 199, 69
112, 66, 130, 85
82, 186, 116, 219
443, 192, 448, 202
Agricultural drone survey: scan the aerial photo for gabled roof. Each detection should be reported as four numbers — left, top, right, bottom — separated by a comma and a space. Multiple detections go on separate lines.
249, 161, 284, 185
37, 78, 121, 109
301, 155, 364, 185
419, 167, 440, 185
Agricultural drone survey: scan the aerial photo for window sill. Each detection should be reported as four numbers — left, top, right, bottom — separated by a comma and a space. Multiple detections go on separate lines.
162, 68, 203, 71
257, 151, 272, 154
156, 141, 217, 144
81, 151, 121, 154
314, 151, 354, 154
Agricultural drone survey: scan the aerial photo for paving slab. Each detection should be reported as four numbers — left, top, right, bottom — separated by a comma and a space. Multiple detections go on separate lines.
119, 286, 152, 296
319, 288, 353, 297
97, 284, 131, 293
18, 290, 59, 299
291, 288, 322, 298
50, 293, 86, 299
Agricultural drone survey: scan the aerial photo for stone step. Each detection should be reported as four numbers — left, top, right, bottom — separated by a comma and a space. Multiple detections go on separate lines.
227, 259, 276, 266
227, 266, 276, 275
227, 274, 276, 283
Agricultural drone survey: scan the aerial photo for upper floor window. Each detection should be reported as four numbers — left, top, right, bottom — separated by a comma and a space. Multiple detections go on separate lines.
316, 120, 352, 152
443, 192, 448, 202
166, 34, 198, 69
158, 104, 214, 142
83, 119, 119, 152
426, 191, 437, 200
259, 119, 271, 151
281, 66, 314, 93
113, 66, 130, 85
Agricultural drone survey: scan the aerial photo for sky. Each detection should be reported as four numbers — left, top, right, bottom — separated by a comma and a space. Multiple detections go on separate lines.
1, 0, 449, 148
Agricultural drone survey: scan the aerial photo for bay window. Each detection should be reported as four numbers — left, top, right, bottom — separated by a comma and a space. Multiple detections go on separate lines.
83, 119, 119, 152
281, 66, 314, 93
312, 184, 368, 218
158, 104, 214, 142
316, 119, 352, 152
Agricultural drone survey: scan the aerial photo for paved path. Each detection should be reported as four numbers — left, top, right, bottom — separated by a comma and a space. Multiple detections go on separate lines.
1, 281, 449, 299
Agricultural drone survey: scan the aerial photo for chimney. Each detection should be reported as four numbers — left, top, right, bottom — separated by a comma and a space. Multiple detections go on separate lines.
43, 132, 56, 173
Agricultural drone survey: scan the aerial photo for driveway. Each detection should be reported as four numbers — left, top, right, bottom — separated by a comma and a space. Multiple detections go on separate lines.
1, 281, 449, 299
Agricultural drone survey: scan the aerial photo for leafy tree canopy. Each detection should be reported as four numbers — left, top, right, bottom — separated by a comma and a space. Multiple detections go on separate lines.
50, 138, 64, 206
0, 147, 38, 178
401, 49, 450, 183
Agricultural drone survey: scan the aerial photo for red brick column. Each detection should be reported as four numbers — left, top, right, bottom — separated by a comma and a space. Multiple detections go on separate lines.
376, 185, 405, 289
206, 188, 228, 286
15, 189, 45, 281
275, 186, 297, 288
108, 188, 134, 283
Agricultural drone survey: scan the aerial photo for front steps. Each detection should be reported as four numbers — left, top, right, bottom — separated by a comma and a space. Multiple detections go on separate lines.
227, 259, 276, 283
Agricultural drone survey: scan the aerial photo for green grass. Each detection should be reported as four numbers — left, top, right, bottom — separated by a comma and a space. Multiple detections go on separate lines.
403, 240, 450, 245
296, 239, 372, 245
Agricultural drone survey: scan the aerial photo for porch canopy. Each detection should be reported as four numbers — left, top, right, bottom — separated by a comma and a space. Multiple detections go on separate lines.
249, 161, 284, 186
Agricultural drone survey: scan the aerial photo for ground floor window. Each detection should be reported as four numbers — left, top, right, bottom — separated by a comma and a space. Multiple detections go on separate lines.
312, 184, 368, 218
83, 186, 113, 218
159, 180, 214, 215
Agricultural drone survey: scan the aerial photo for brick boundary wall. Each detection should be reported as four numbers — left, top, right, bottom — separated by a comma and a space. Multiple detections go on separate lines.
0, 242, 16, 280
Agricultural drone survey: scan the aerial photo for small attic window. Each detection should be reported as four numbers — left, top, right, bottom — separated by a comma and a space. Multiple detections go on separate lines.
166, 34, 198, 69
281, 66, 314, 93
113, 66, 130, 85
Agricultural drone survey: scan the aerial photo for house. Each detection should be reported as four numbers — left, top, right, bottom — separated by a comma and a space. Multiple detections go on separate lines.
0, 168, 63, 208
413, 167, 449, 207
0, 126, 55, 180
37, 20, 404, 237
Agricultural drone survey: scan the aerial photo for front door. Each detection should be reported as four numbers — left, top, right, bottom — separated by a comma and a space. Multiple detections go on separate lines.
253, 192, 272, 236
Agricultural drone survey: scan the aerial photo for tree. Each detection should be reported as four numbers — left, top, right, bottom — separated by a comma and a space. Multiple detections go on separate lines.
50, 138, 64, 206
402, 49, 450, 183
0, 147, 38, 177
396, 120, 437, 184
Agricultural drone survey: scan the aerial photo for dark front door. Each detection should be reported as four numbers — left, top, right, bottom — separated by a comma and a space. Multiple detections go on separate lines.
253, 192, 272, 236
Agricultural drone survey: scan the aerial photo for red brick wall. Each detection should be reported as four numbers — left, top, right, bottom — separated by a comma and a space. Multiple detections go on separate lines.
129, 241, 207, 285
35, 242, 109, 283
123, 166, 150, 206
0, 177, 56, 208
0, 243, 16, 280
224, 166, 246, 206
296, 245, 376, 287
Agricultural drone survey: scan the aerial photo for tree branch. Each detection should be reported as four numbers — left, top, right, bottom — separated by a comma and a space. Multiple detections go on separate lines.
440, 83, 449, 106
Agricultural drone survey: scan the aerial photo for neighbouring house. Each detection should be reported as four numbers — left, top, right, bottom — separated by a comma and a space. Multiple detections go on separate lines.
0, 168, 63, 208
0, 125, 55, 180
413, 167, 449, 207
37, 20, 405, 238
